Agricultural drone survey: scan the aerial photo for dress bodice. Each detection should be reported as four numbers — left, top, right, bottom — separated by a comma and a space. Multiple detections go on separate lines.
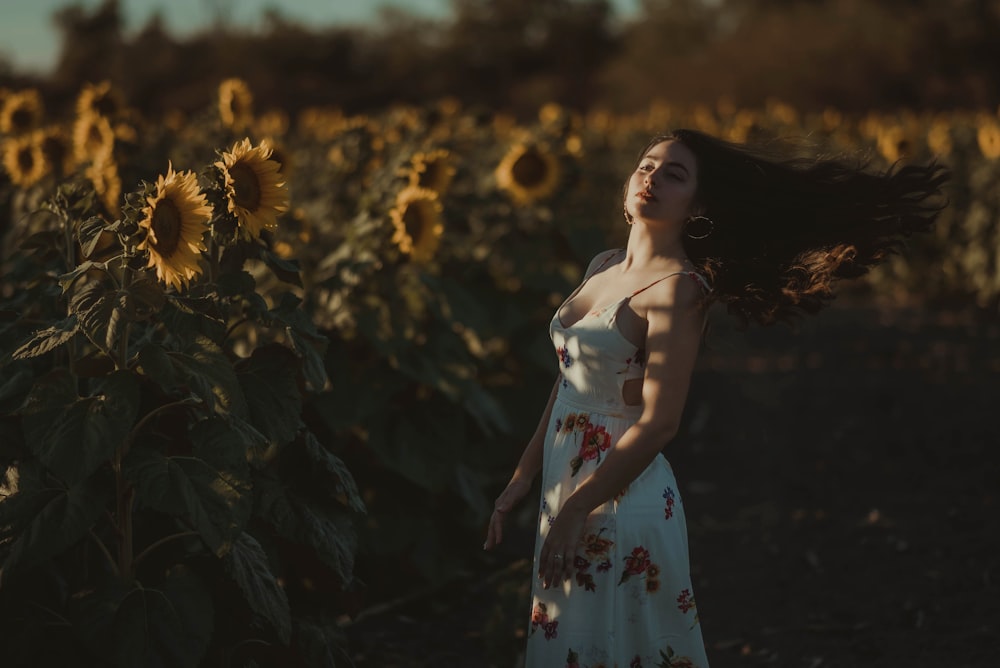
548, 251, 710, 416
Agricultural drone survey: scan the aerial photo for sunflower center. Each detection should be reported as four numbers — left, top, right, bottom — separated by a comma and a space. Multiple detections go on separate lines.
149, 198, 183, 257
511, 149, 548, 188
93, 95, 118, 117
11, 108, 34, 132
17, 147, 35, 172
229, 162, 262, 211
402, 204, 424, 242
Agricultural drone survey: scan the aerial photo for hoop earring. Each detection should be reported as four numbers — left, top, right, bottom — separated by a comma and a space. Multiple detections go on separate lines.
685, 215, 713, 240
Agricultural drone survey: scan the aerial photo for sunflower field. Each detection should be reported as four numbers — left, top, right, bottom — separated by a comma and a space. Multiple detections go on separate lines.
0, 76, 998, 667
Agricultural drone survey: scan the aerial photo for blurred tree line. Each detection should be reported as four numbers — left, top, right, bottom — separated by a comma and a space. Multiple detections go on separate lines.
2, 0, 999, 120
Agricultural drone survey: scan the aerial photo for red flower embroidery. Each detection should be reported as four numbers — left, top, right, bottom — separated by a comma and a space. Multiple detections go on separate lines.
619, 546, 651, 584
631, 656, 643, 668
677, 588, 696, 614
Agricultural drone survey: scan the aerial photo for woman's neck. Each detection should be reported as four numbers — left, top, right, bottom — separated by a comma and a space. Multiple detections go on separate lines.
622, 222, 692, 272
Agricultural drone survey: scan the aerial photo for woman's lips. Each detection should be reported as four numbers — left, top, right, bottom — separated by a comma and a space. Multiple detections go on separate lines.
637, 190, 657, 202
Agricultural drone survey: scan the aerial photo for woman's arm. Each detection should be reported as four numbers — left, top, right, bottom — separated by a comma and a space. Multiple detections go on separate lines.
484, 248, 622, 549
538, 273, 704, 586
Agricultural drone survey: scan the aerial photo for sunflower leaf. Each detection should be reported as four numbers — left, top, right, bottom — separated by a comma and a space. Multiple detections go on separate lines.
21, 370, 139, 485
137, 342, 179, 390
222, 532, 291, 644
301, 431, 365, 514
253, 469, 357, 586
0, 472, 109, 586
11, 315, 79, 360
235, 344, 302, 446
77, 216, 108, 259
216, 270, 256, 298
74, 566, 213, 668
258, 247, 302, 287
167, 337, 247, 417
125, 418, 251, 557
128, 277, 166, 315
71, 279, 115, 354
58, 261, 105, 293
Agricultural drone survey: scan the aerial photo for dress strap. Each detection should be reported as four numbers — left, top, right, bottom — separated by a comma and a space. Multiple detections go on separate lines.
584, 248, 625, 280
628, 271, 711, 299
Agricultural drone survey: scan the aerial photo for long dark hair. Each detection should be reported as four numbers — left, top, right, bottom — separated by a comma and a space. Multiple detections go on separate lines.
633, 129, 951, 325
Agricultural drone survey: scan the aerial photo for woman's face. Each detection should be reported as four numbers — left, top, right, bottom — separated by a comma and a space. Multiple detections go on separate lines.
625, 139, 699, 228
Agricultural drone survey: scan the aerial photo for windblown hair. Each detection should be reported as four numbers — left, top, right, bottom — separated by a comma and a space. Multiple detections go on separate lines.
638, 129, 951, 326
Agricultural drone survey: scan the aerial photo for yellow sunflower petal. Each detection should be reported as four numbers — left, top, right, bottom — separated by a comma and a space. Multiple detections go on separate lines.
215, 138, 289, 240
218, 78, 254, 132
0, 89, 44, 135
390, 186, 444, 264
2, 135, 47, 187
136, 162, 213, 291
495, 142, 561, 205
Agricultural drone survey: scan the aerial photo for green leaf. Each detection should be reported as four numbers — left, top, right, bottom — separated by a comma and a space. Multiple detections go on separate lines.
0, 473, 109, 586
11, 315, 79, 360
216, 270, 256, 298
235, 344, 302, 446
71, 279, 116, 353
293, 618, 344, 668
128, 277, 166, 314
125, 418, 251, 556
22, 371, 139, 485
254, 471, 357, 585
58, 261, 105, 293
288, 329, 328, 391
259, 248, 302, 287
168, 336, 247, 417
301, 432, 365, 514
0, 363, 35, 415
160, 297, 227, 347
75, 567, 213, 668
77, 216, 108, 259
137, 342, 179, 390
223, 532, 291, 643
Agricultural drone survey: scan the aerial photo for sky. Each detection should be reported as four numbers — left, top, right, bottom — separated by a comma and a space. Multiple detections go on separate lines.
1, 0, 642, 75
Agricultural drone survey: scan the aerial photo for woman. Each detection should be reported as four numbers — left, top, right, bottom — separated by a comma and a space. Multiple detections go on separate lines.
483, 129, 949, 667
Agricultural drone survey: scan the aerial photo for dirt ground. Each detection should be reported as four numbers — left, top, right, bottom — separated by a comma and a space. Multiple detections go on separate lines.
344, 301, 1000, 668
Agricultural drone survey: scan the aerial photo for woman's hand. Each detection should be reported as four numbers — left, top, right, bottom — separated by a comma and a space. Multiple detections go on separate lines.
538, 501, 588, 589
483, 477, 532, 550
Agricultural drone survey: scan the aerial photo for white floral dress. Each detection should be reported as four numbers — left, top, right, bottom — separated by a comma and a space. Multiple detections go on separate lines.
526, 251, 710, 668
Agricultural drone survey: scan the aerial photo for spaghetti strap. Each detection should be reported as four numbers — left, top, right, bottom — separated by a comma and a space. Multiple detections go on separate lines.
585, 248, 625, 280
628, 270, 711, 298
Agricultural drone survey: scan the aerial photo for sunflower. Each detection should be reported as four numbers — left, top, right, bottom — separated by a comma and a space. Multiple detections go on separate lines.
926, 118, 952, 158
35, 125, 74, 177
136, 163, 213, 291
390, 186, 444, 263
72, 110, 115, 164
495, 142, 560, 205
2, 135, 46, 187
76, 80, 124, 119
0, 89, 44, 135
215, 138, 289, 240
218, 78, 253, 132
977, 118, 1000, 160
85, 153, 122, 218
407, 149, 455, 193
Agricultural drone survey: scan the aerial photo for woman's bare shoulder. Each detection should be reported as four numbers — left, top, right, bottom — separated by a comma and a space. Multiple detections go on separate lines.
583, 248, 624, 277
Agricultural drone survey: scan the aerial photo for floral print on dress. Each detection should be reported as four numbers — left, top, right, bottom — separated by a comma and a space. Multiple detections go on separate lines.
662, 487, 676, 520
572, 529, 615, 592
618, 347, 647, 378
530, 602, 559, 639
570, 423, 611, 476
557, 345, 573, 368
656, 645, 699, 668
676, 588, 700, 629
618, 546, 662, 594
566, 648, 580, 668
